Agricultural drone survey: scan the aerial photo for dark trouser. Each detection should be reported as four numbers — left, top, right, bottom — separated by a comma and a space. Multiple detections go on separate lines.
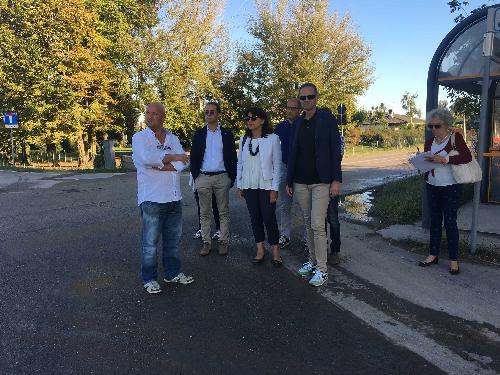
426, 183, 461, 261
326, 195, 341, 254
243, 189, 279, 245
194, 190, 220, 230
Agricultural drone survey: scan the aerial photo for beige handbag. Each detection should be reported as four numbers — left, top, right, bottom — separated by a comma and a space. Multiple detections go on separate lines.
449, 133, 482, 184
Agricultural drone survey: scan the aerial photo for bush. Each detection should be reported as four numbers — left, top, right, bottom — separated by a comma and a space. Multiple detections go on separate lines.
345, 125, 361, 146
359, 126, 423, 148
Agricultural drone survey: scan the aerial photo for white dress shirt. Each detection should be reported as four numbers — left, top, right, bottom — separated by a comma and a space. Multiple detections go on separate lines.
132, 127, 187, 205
201, 124, 226, 173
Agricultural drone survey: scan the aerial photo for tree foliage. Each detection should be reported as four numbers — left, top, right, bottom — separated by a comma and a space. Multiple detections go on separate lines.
401, 92, 421, 125
370, 103, 388, 126
0, 0, 158, 166
224, 0, 373, 124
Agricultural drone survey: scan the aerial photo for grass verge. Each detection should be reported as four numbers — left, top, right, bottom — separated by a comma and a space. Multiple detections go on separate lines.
368, 175, 498, 265
369, 174, 473, 228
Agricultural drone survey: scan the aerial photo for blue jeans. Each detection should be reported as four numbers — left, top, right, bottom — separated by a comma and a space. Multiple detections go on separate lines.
327, 195, 341, 253
426, 183, 461, 261
140, 200, 182, 283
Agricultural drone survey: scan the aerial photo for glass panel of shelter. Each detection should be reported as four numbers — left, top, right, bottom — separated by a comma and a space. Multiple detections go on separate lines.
438, 18, 500, 81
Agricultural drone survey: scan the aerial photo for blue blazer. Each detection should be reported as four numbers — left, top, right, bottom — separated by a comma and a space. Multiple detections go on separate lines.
190, 125, 237, 185
286, 108, 342, 186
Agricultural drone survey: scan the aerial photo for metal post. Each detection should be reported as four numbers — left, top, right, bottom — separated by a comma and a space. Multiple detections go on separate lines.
471, 8, 496, 254
10, 129, 15, 165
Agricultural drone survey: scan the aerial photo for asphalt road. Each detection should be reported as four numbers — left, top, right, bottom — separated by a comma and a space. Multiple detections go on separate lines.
1, 151, 498, 375
0, 172, 441, 375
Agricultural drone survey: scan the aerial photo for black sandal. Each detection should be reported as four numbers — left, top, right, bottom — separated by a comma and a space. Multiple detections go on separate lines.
272, 257, 283, 267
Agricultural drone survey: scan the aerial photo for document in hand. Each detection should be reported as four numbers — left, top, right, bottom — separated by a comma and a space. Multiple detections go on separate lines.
409, 152, 436, 173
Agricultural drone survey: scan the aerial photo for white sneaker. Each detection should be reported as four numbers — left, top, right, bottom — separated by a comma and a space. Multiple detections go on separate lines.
211, 230, 221, 240
298, 261, 314, 278
193, 229, 202, 239
144, 280, 162, 294
309, 270, 328, 287
164, 272, 194, 285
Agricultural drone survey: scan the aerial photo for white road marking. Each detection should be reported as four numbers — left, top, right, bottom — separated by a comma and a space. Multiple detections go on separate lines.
284, 258, 497, 375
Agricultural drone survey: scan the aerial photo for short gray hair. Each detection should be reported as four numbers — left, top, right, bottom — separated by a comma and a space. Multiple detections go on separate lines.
426, 107, 454, 128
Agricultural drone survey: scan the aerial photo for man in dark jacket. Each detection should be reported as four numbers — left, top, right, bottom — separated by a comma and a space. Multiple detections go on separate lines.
190, 102, 237, 256
286, 83, 342, 287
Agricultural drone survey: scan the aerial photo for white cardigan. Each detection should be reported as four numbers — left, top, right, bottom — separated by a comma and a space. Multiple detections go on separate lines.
237, 133, 282, 191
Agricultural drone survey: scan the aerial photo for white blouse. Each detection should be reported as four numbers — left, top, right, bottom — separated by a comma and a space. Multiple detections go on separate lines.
240, 138, 272, 190
427, 135, 457, 186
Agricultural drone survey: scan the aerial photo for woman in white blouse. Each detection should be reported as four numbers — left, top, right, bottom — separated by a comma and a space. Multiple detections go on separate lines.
237, 107, 283, 266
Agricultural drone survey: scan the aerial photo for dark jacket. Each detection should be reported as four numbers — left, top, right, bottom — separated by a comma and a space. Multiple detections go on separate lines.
286, 108, 342, 186
190, 125, 237, 185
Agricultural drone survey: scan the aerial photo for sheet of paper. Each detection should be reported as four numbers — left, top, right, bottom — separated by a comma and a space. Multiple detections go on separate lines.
408, 152, 436, 173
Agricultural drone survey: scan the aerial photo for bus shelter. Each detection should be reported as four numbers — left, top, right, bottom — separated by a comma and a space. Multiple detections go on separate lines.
426, 5, 500, 252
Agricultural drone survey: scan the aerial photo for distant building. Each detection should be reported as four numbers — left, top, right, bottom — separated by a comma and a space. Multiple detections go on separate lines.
361, 110, 425, 129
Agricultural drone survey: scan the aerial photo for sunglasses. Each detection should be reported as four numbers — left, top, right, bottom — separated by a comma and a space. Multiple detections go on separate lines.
205, 110, 216, 115
286, 106, 301, 110
244, 115, 259, 121
299, 94, 316, 101
427, 124, 442, 129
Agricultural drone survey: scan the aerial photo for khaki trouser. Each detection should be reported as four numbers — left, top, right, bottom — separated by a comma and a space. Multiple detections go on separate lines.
293, 183, 330, 273
195, 173, 231, 244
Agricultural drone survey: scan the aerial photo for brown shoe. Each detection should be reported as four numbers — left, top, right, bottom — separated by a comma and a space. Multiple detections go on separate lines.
327, 252, 340, 266
218, 241, 229, 256
200, 242, 211, 256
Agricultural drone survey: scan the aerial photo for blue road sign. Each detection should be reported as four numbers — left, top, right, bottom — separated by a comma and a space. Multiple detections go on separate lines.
3, 112, 18, 128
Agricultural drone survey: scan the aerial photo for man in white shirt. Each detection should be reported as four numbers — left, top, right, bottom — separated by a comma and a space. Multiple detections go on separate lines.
190, 102, 237, 256
132, 102, 194, 294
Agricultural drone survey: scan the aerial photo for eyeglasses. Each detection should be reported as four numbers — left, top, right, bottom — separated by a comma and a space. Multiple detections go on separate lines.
299, 94, 316, 101
205, 110, 216, 115
286, 106, 301, 110
244, 115, 259, 121
427, 124, 442, 129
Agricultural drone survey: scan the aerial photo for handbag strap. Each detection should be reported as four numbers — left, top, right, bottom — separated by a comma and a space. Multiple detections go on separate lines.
450, 132, 457, 150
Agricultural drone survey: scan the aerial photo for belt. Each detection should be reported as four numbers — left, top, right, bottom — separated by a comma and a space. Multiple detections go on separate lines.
200, 171, 226, 176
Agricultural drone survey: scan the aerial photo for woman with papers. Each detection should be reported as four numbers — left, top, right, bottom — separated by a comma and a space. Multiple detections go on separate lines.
417, 108, 472, 275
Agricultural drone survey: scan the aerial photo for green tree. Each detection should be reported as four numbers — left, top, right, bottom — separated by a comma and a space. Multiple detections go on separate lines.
438, 99, 449, 109
401, 92, 421, 126
449, 90, 480, 124
447, 1, 488, 23
370, 103, 388, 126
226, 0, 373, 124
137, 0, 230, 146
351, 109, 369, 125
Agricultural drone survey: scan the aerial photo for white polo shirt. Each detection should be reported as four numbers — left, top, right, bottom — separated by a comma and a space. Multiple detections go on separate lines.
132, 127, 187, 205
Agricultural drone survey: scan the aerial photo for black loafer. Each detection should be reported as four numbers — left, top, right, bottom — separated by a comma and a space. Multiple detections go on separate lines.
418, 257, 438, 267
252, 254, 265, 264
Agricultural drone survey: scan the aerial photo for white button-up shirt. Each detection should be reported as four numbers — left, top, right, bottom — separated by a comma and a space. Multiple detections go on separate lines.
201, 124, 226, 173
132, 127, 187, 205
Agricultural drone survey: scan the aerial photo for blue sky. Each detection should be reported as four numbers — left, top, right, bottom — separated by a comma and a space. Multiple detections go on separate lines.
223, 0, 490, 116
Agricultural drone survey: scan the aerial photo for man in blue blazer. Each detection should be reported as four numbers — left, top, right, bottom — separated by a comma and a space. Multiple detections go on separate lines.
286, 83, 342, 287
190, 102, 237, 256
